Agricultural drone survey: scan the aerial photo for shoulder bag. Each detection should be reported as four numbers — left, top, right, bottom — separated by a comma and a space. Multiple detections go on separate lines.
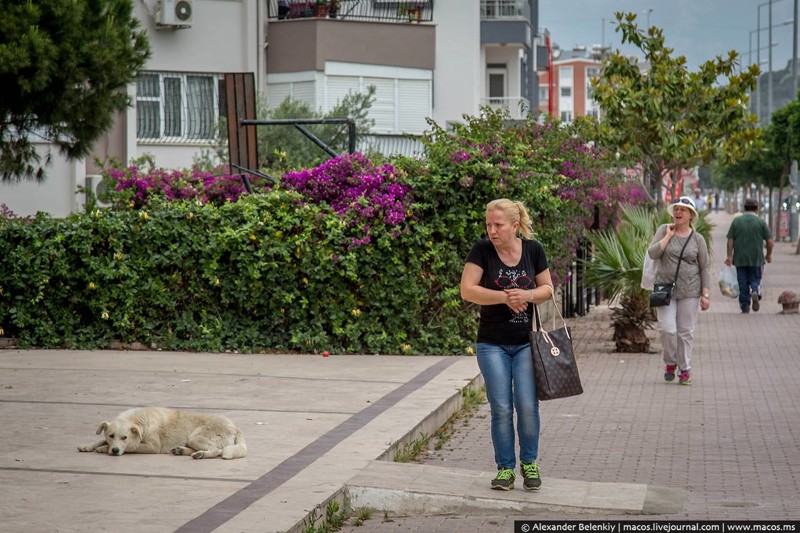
649, 229, 693, 308
530, 288, 583, 401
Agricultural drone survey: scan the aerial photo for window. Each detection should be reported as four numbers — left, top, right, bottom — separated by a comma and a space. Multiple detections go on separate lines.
560, 86, 572, 97
560, 110, 574, 122
136, 71, 221, 142
487, 68, 507, 105
539, 86, 549, 105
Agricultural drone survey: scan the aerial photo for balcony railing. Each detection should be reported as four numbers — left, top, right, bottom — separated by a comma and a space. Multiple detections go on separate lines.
268, 0, 434, 23
480, 97, 532, 119
480, 0, 530, 20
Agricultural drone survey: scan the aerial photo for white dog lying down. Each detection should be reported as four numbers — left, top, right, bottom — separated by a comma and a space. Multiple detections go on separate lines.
78, 407, 246, 459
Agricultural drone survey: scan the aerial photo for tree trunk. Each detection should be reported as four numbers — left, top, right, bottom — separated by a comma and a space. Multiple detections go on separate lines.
613, 322, 650, 353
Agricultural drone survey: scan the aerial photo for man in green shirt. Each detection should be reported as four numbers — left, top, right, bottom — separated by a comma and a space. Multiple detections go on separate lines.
725, 198, 774, 313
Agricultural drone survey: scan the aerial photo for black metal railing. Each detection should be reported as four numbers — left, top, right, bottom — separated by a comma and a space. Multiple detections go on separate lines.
561, 237, 600, 319
267, 0, 434, 23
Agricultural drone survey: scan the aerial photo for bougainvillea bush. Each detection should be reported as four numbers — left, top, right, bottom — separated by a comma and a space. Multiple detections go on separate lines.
394, 109, 626, 292
0, 108, 627, 354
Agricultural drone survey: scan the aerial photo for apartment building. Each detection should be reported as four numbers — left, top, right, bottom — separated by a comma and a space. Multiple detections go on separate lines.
1, 0, 541, 217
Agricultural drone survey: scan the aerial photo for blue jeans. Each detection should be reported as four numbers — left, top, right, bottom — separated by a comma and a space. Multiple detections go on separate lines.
476, 342, 540, 469
736, 266, 763, 311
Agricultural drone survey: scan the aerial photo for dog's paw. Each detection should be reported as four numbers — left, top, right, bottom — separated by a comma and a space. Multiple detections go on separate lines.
95, 445, 109, 454
77, 444, 94, 452
191, 450, 206, 460
171, 446, 186, 456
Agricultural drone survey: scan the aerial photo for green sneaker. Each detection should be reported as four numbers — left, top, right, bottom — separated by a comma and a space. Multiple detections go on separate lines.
491, 468, 515, 491
521, 462, 541, 491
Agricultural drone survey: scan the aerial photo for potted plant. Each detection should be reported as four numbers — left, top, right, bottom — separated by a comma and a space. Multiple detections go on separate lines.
314, 0, 328, 17
329, 0, 340, 18
583, 204, 713, 353
407, 4, 423, 22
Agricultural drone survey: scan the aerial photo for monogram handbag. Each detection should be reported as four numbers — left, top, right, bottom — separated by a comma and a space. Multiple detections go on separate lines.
648, 230, 693, 308
530, 289, 583, 401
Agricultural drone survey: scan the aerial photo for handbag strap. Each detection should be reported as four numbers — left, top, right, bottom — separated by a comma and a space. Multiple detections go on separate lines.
531, 286, 569, 337
671, 229, 694, 284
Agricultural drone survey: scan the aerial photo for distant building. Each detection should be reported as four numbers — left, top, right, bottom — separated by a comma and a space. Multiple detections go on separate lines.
536, 45, 603, 122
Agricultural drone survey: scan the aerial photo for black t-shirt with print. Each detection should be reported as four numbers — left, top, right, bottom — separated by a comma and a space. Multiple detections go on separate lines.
465, 238, 549, 345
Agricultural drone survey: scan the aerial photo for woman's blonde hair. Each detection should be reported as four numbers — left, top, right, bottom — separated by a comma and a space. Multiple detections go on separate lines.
486, 198, 533, 238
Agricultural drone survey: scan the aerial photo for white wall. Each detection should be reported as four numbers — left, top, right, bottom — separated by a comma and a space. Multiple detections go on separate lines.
0, 142, 83, 218
1, 0, 264, 218
431, 0, 481, 127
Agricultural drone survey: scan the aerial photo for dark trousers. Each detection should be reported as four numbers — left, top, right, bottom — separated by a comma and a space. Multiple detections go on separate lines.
736, 266, 763, 310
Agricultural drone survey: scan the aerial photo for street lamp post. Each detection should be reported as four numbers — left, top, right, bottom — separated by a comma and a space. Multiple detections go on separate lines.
756, 0, 789, 125
769, 0, 774, 121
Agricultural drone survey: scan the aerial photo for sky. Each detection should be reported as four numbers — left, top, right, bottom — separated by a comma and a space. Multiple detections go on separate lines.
539, 0, 799, 72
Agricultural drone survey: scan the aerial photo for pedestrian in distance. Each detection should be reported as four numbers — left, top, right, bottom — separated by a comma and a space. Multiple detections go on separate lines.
460, 198, 555, 492
647, 196, 711, 385
693, 188, 707, 211
725, 198, 773, 314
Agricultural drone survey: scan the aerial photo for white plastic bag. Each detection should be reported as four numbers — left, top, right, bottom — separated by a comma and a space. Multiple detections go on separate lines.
718, 265, 739, 298
641, 252, 657, 291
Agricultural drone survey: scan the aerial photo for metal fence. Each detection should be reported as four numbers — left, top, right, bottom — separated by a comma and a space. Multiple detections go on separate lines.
561, 237, 601, 318
267, 0, 434, 22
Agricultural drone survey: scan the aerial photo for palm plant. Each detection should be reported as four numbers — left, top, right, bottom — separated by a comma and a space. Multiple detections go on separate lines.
583, 204, 713, 353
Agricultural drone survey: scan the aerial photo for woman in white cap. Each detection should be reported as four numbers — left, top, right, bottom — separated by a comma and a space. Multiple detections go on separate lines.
647, 196, 711, 385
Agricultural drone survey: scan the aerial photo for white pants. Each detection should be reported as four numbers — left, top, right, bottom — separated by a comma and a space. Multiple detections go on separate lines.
656, 297, 700, 372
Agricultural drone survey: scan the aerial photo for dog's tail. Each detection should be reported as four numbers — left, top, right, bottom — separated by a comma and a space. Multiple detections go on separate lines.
222, 428, 247, 460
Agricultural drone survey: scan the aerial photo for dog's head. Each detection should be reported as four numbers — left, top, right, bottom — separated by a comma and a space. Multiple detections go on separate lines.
96, 420, 144, 456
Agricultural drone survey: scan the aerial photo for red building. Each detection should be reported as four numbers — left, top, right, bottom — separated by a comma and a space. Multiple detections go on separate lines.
537, 47, 602, 121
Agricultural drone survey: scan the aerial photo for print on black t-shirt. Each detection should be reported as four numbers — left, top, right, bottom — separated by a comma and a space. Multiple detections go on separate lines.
493, 267, 533, 323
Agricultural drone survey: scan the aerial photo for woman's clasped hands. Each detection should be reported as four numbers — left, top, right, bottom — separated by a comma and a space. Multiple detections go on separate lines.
504, 288, 530, 314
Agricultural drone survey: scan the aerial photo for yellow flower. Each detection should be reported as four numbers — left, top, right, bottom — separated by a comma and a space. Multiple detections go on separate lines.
465, 346, 475, 356
88, 282, 96, 290
139, 211, 149, 220
302, 277, 309, 285
101, 311, 109, 320
113, 252, 123, 261
187, 212, 194, 220
351, 308, 361, 317
0, 327, 4, 336
249, 233, 257, 241
401, 343, 411, 353
214, 278, 221, 286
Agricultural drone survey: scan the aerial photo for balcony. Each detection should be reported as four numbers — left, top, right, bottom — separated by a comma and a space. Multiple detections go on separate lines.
480, 0, 532, 47
267, 0, 434, 23
480, 0, 530, 20
480, 97, 532, 119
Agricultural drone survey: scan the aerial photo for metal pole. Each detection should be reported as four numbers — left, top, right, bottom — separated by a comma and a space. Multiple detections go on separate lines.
794, 0, 798, 96
757, 6, 762, 124
769, 0, 774, 123
792, 0, 799, 241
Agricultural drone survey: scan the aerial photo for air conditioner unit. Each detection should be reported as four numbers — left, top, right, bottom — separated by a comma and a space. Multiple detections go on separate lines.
156, 0, 193, 28
84, 175, 113, 208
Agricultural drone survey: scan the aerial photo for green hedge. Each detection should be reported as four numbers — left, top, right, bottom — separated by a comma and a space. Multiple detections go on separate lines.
0, 191, 474, 353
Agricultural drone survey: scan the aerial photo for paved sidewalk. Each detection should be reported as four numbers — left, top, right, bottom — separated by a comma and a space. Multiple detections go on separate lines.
1, 210, 798, 532
0, 351, 481, 532
340, 210, 800, 531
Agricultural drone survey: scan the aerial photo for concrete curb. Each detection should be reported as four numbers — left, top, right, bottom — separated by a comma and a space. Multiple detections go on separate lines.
346, 461, 687, 517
